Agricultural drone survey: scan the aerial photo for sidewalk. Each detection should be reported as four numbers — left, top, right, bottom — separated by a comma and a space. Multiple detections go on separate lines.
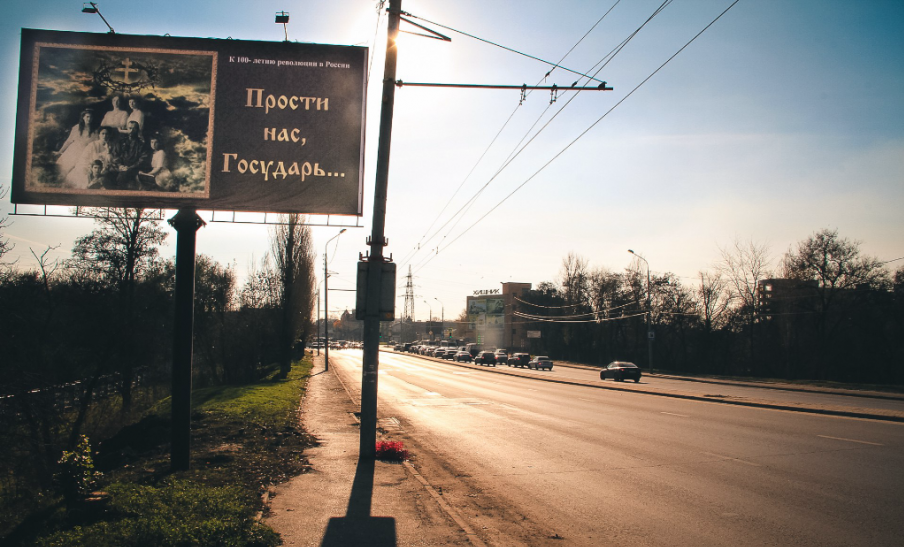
265, 357, 470, 546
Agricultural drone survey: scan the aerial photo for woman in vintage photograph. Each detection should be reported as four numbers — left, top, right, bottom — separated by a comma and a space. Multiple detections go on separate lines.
127, 96, 145, 133
65, 125, 118, 189
55, 109, 98, 181
100, 95, 129, 132
141, 134, 175, 191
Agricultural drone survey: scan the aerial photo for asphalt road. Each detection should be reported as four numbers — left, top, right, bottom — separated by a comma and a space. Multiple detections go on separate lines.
329, 350, 904, 546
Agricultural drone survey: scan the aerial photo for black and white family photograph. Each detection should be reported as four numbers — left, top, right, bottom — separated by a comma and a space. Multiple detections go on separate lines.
25, 43, 215, 197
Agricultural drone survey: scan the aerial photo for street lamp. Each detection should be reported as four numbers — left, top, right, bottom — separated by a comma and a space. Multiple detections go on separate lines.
423, 300, 432, 341
81, 2, 115, 33
628, 249, 653, 374
275, 11, 290, 41
315, 278, 322, 356
435, 297, 444, 341
324, 229, 347, 371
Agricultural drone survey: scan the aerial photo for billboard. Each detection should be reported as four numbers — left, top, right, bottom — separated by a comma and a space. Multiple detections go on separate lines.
11, 29, 367, 215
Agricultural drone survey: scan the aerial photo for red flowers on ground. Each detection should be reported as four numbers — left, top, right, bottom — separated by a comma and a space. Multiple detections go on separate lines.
375, 440, 409, 462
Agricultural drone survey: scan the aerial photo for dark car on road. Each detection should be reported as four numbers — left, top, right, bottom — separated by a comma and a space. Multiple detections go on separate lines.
528, 356, 553, 370
601, 361, 642, 382
493, 349, 508, 365
474, 351, 497, 366
454, 350, 472, 362
509, 353, 530, 368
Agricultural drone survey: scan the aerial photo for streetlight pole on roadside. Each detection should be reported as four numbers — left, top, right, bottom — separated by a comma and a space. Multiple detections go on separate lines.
324, 229, 346, 371
628, 249, 653, 374
316, 279, 322, 356
423, 300, 432, 341
435, 297, 444, 342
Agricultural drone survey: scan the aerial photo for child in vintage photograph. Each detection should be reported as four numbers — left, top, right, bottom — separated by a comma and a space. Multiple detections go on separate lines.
140, 135, 175, 191
86, 159, 106, 189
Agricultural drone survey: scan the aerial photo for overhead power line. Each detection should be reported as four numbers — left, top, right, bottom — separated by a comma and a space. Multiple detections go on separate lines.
413, 0, 742, 272
407, 0, 675, 273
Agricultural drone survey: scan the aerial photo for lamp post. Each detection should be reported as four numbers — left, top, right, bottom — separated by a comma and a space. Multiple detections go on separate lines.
423, 300, 432, 341
324, 229, 346, 371
628, 249, 653, 374
315, 278, 323, 356
435, 297, 445, 341
81, 2, 115, 33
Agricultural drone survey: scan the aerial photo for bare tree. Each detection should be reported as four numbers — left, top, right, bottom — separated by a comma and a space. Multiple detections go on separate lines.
783, 229, 891, 378
558, 252, 590, 306
0, 185, 13, 273
67, 208, 167, 411
269, 214, 316, 377
718, 237, 773, 315
697, 270, 730, 333
717, 237, 772, 373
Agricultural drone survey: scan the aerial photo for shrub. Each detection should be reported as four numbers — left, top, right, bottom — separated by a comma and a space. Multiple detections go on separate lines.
56, 436, 101, 508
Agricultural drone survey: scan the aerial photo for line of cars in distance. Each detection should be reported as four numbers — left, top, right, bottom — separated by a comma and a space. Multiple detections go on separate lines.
396, 343, 555, 370
394, 343, 642, 382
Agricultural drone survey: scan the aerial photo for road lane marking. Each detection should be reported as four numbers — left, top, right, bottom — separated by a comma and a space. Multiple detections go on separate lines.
661, 412, 688, 418
817, 435, 884, 446
701, 452, 761, 467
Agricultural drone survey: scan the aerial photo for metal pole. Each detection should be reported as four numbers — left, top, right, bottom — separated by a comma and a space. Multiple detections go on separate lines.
360, 0, 401, 461
628, 249, 653, 374
168, 208, 204, 471
324, 230, 345, 371
316, 280, 321, 356
324, 253, 329, 371
423, 300, 432, 340
435, 297, 444, 340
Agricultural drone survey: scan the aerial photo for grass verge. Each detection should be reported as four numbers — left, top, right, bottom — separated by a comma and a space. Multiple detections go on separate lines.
4, 356, 316, 547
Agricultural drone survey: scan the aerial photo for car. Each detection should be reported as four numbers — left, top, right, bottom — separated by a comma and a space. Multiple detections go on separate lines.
493, 349, 509, 365
601, 361, 641, 382
443, 349, 457, 360
528, 356, 553, 370
454, 350, 472, 362
509, 353, 530, 368
474, 351, 497, 366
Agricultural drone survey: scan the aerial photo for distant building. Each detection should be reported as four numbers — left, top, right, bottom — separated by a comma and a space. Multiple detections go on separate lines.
465, 282, 532, 351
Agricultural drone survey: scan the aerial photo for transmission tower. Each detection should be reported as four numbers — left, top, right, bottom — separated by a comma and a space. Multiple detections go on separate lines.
403, 265, 415, 321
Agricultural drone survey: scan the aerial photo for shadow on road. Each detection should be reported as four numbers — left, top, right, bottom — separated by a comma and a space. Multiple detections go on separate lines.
321, 457, 397, 546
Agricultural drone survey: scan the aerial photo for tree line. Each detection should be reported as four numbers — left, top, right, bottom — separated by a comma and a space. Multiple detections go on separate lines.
0, 206, 316, 505
515, 230, 903, 384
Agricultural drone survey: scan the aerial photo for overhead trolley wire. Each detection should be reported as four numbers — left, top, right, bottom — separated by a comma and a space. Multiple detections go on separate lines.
412, 0, 741, 274
399, 0, 621, 265
400, 1, 624, 271
409, 0, 674, 274
399, 10, 609, 85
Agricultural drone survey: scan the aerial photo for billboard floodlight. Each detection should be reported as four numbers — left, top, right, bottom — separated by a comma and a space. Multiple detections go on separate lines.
275, 11, 290, 41
81, 2, 115, 34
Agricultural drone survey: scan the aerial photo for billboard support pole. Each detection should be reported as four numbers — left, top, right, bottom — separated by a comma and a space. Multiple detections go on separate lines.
360, 0, 402, 461
168, 208, 205, 471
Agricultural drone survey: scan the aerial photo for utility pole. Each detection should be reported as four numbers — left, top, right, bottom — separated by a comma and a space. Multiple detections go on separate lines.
403, 265, 415, 342
324, 229, 346, 371
629, 249, 653, 374
360, 0, 401, 460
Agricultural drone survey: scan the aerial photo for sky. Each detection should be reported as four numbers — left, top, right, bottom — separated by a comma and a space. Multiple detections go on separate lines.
2, 0, 903, 323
